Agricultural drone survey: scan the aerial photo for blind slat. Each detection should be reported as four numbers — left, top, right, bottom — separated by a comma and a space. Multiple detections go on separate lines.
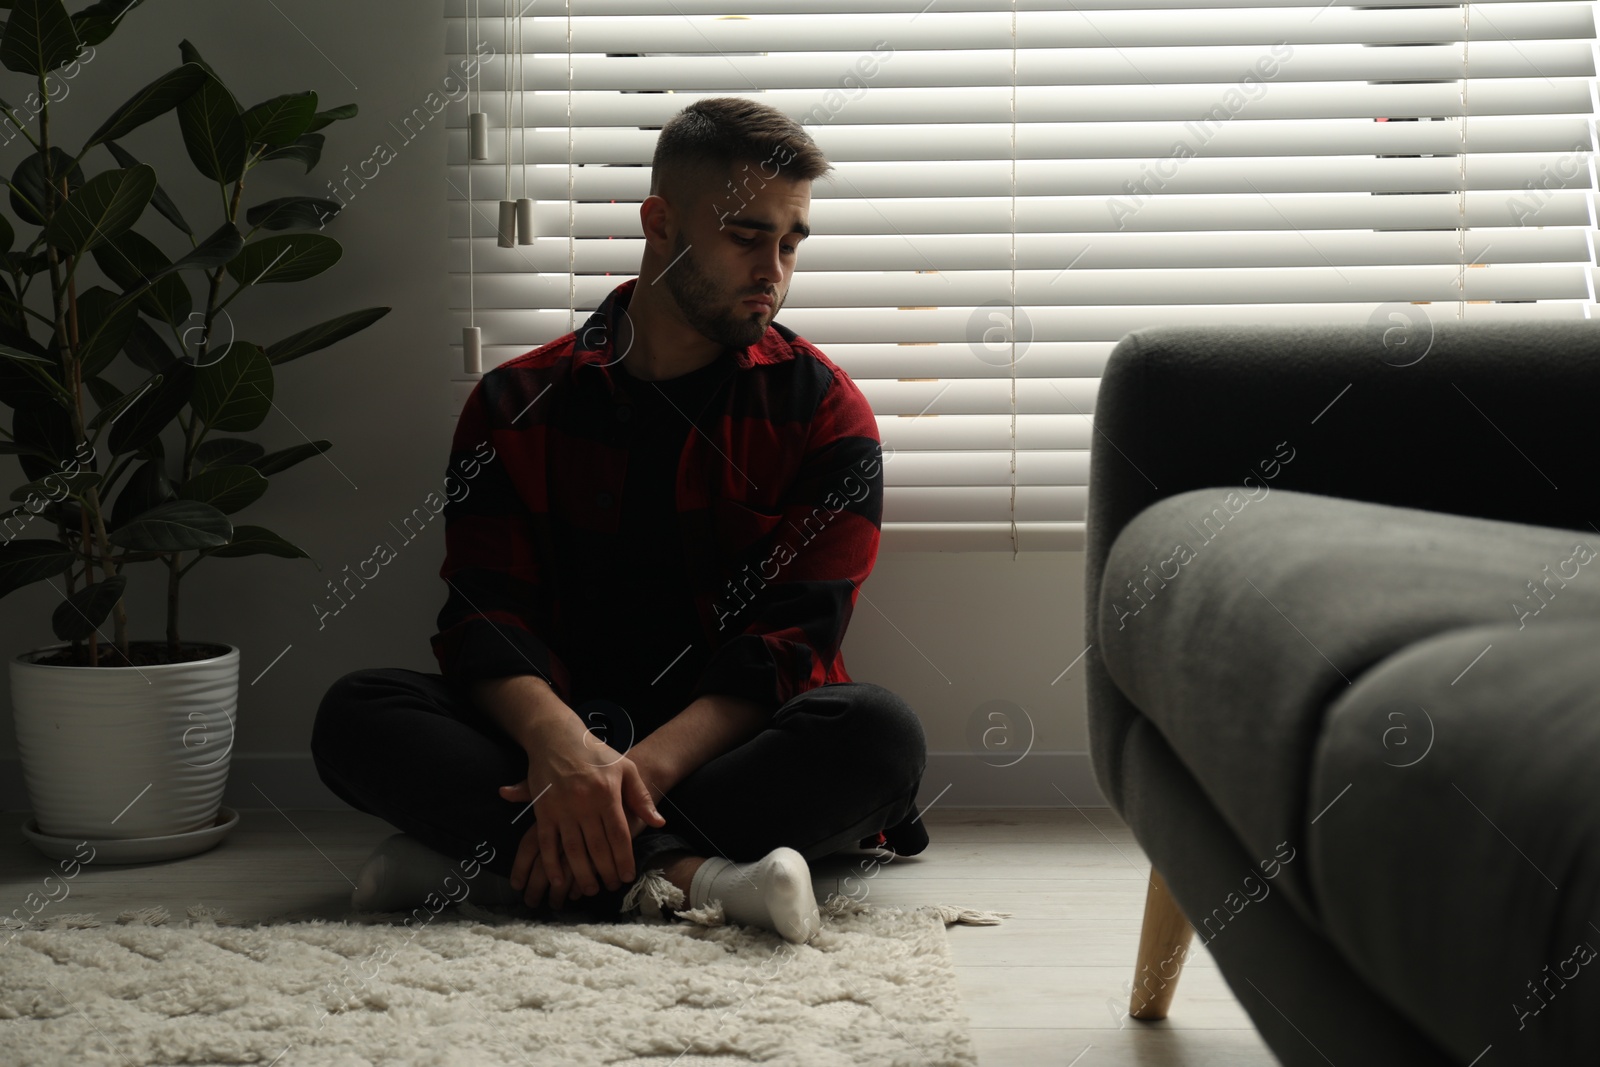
448, 44, 1597, 89
462, 0, 1569, 14
451, 265, 1594, 310
443, 192, 1595, 242
449, 80, 1598, 126
445, 230, 1589, 277
445, 153, 1596, 200
448, 6, 1594, 53
882, 522, 1083, 551
450, 117, 1594, 160
451, 300, 1587, 352
883, 450, 1092, 486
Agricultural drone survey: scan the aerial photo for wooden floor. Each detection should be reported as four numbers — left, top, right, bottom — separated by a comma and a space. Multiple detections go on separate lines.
0, 806, 1278, 1067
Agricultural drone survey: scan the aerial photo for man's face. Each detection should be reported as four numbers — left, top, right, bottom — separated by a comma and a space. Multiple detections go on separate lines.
660, 165, 811, 351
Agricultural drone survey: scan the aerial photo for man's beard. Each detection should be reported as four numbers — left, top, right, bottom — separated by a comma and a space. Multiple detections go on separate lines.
661, 231, 777, 351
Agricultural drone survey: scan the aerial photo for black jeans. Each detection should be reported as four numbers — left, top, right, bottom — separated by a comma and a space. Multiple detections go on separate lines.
309, 669, 928, 918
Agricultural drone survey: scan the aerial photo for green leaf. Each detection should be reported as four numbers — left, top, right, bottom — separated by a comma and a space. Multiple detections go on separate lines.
107, 356, 192, 454
0, 439, 57, 460
102, 140, 191, 236
202, 523, 309, 560
0, 340, 49, 364
25, 502, 85, 534
42, 164, 156, 254
0, 293, 22, 355
245, 196, 341, 232
0, 211, 12, 254
305, 102, 357, 132
86, 63, 207, 148
51, 573, 127, 642
0, 0, 79, 76
9, 147, 83, 226
177, 74, 246, 184
11, 396, 76, 482
72, 0, 147, 47
71, 285, 139, 377
171, 220, 243, 271
0, 539, 76, 598
257, 132, 323, 174
177, 39, 236, 106
178, 463, 267, 514
0, 271, 24, 328
119, 315, 172, 373
251, 439, 330, 477
108, 456, 173, 530
8, 468, 98, 502
240, 90, 317, 147
107, 498, 230, 552
193, 436, 264, 474
0, 336, 56, 410
86, 366, 162, 434
192, 341, 271, 431
3, 250, 49, 276
83, 373, 121, 410
266, 306, 389, 365
225, 233, 340, 286
92, 229, 193, 326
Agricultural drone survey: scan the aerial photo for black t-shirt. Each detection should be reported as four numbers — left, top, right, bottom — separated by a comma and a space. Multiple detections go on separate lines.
558, 349, 737, 736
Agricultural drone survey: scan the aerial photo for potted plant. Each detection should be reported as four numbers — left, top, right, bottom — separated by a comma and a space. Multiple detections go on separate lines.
0, 1, 389, 852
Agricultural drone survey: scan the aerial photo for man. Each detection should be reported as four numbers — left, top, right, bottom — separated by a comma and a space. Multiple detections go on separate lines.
311, 97, 927, 945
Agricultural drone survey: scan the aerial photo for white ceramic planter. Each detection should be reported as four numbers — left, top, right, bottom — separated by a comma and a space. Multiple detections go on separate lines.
9, 640, 239, 841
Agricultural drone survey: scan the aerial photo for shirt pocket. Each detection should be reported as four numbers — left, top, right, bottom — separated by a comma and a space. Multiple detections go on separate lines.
713, 497, 786, 559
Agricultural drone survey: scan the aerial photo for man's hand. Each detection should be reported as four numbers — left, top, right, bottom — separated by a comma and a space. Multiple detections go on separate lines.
500, 805, 660, 910
498, 733, 666, 909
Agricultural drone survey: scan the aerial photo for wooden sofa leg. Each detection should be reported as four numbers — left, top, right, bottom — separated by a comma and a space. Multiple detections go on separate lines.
1129, 868, 1195, 1021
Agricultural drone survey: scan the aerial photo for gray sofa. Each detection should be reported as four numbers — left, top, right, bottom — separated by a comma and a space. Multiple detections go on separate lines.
1084, 320, 1600, 1066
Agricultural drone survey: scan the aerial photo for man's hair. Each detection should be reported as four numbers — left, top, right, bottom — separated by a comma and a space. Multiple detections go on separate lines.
649, 97, 832, 215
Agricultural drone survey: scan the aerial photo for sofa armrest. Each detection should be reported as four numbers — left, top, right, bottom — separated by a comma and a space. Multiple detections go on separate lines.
1084, 318, 1600, 810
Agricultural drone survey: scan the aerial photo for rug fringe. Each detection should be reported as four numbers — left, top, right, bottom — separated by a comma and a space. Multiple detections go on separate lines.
117, 905, 171, 926
2, 902, 247, 932
821, 893, 873, 917
819, 893, 1011, 926
672, 900, 726, 926
618, 867, 730, 927
917, 903, 1013, 926
184, 903, 246, 926
619, 867, 685, 919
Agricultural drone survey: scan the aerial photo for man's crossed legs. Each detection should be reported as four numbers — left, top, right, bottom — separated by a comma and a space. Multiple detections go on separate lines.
310, 669, 928, 940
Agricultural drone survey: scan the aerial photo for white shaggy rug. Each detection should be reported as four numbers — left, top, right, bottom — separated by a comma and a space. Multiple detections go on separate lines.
0, 893, 1007, 1067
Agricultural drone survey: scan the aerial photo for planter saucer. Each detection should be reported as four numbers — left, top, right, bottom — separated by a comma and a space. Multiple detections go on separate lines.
20, 806, 240, 865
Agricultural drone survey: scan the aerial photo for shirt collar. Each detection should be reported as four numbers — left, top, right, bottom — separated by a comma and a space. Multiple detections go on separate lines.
571, 276, 798, 395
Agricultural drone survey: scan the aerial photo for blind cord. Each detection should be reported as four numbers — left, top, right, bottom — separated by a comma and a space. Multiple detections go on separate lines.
467, 0, 476, 326
567, 0, 575, 336
1458, 2, 1469, 320
504, 2, 512, 199
1009, 0, 1018, 559
519, 7, 528, 201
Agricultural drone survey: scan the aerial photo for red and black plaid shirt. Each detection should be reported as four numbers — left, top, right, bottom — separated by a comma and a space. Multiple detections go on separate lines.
430, 277, 885, 716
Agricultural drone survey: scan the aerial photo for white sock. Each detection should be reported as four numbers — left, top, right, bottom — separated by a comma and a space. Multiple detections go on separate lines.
351, 833, 522, 912
689, 846, 821, 944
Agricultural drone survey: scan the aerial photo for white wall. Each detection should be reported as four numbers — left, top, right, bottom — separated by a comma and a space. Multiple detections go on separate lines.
0, 0, 1093, 814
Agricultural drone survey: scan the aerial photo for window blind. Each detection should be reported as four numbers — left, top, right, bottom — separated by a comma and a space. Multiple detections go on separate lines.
444, 0, 1600, 553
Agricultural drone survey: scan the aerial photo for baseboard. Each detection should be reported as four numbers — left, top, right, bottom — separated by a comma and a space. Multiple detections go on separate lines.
0, 754, 349, 816
0, 751, 1106, 813
916, 750, 1107, 810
